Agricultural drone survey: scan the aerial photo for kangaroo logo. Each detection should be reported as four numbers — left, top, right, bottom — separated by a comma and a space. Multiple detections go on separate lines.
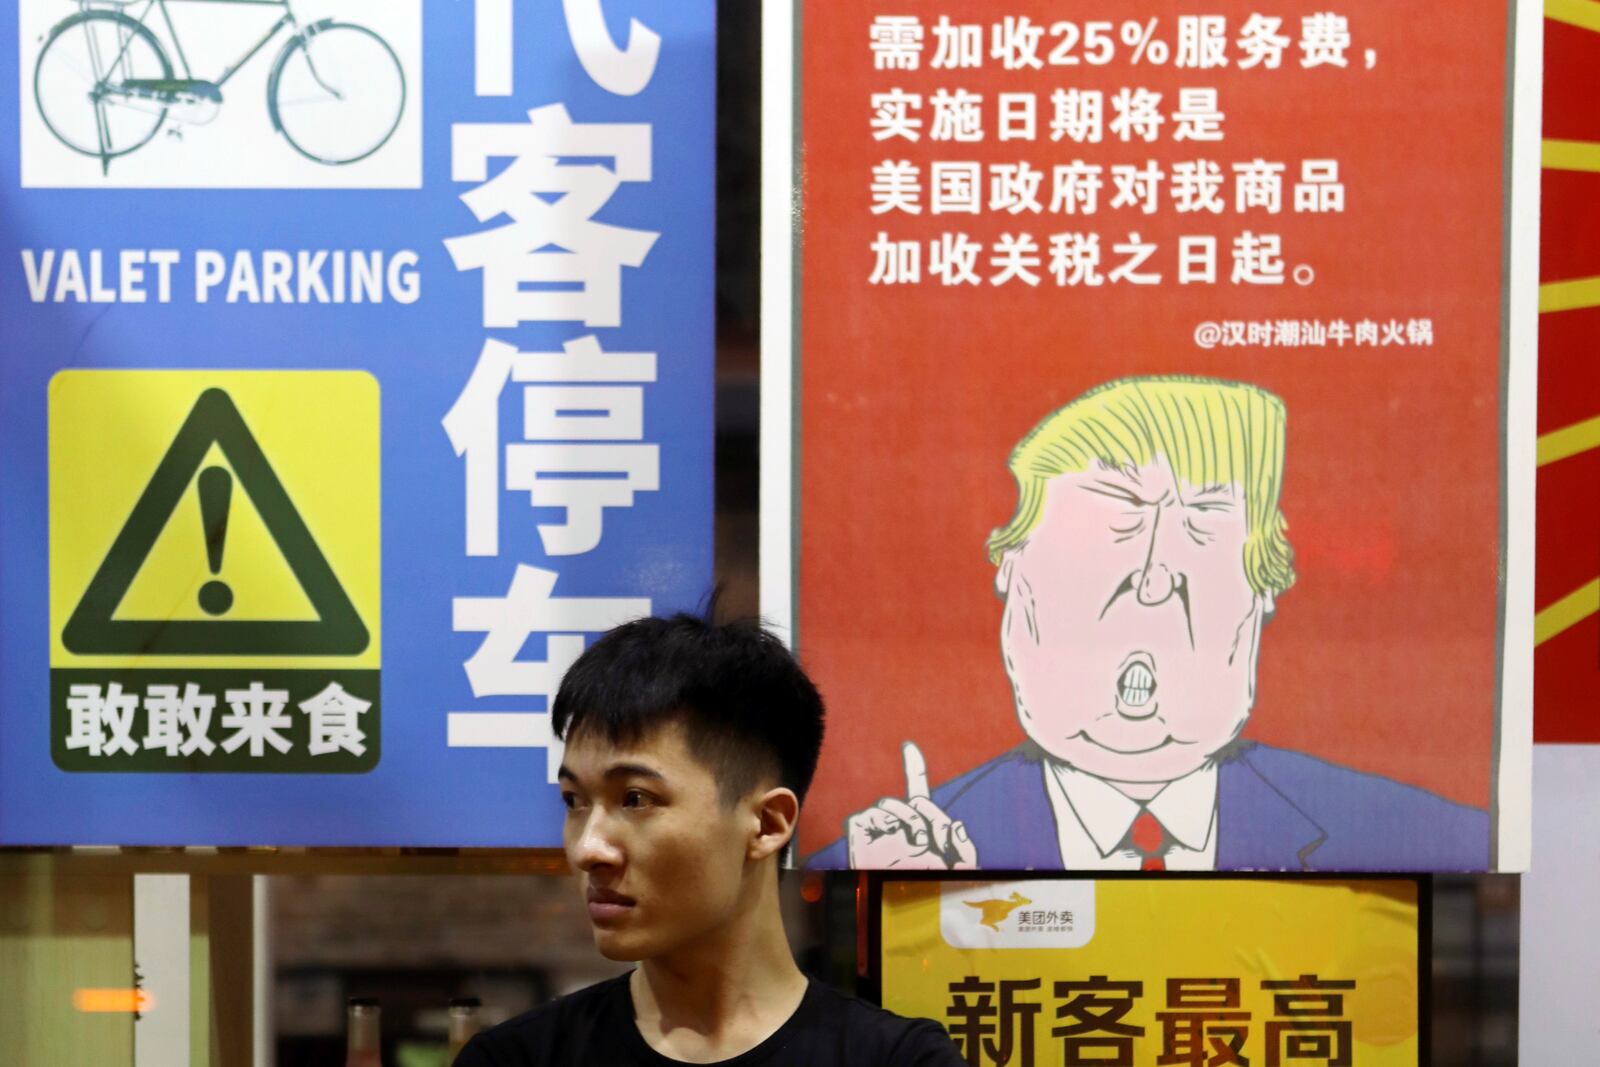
963, 890, 1032, 931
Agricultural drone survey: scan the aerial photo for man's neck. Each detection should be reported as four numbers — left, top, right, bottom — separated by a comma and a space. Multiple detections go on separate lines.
1104, 778, 1165, 802
629, 868, 808, 1063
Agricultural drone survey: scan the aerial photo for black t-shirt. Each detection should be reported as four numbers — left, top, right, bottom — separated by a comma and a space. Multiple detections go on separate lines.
453, 973, 965, 1067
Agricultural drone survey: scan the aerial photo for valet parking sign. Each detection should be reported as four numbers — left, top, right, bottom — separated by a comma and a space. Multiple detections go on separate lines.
0, 2, 714, 845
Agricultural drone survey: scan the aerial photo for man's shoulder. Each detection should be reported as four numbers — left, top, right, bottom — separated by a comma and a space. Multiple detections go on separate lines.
1224, 741, 1490, 870
803, 743, 1051, 870
454, 974, 628, 1065
1233, 741, 1487, 820
455, 977, 961, 1067
929, 742, 1044, 810
801, 982, 964, 1064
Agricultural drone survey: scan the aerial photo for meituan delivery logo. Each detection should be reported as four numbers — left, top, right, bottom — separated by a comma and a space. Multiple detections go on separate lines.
963, 890, 1032, 931
940, 881, 1096, 950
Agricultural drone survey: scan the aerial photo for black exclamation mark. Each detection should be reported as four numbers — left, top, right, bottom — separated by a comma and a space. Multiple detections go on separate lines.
197, 466, 234, 616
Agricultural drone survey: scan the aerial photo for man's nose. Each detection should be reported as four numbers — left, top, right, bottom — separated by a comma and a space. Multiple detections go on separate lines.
1134, 504, 1183, 606
1136, 561, 1176, 605
568, 811, 624, 872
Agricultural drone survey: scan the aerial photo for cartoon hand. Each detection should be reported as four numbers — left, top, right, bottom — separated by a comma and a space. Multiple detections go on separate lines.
845, 741, 979, 869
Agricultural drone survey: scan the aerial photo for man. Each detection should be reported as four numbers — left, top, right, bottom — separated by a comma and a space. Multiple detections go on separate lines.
809, 375, 1488, 872
454, 614, 964, 1066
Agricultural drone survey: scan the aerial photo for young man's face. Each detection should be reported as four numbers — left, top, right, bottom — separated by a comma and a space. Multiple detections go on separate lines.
559, 719, 756, 962
997, 456, 1270, 784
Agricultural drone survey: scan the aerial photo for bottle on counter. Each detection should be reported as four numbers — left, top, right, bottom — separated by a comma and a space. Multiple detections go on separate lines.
447, 996, 483, 1061
345, 996, 383, 1067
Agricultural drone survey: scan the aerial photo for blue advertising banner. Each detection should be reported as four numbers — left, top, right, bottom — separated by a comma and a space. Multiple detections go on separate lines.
0, 0, 715, 845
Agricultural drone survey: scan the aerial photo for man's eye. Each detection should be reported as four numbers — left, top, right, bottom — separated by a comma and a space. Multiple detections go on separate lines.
560, 791, 579, 810
622, 789, 649, 809
1183, 518, 1217, 545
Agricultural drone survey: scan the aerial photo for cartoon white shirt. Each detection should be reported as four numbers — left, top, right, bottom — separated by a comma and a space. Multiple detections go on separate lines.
1044, 759, 1218, 870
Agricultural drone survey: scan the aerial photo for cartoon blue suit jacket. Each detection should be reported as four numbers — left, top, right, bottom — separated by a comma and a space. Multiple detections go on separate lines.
806, 740, 1490, 871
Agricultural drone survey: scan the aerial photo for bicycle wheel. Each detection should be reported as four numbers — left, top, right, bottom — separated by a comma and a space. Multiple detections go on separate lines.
34, 11, 171, 160
268, 21, 405, 165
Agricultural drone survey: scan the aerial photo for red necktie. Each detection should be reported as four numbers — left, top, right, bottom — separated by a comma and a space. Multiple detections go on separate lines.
1129, 810, 1167, 871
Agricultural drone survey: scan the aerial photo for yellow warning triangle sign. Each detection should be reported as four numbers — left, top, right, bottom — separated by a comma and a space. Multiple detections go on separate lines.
62, 388, 368, 656
116, 444, 318, 623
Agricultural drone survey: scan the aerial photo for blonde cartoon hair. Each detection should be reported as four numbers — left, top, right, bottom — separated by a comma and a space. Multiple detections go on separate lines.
986, 375, 1296, 597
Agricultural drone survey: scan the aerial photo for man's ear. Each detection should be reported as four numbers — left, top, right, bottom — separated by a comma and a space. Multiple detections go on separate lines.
994, 552, 1017, 599
748, 787, 800, 863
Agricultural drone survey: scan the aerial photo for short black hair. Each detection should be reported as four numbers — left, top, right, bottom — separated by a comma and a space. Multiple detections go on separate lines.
552, 614, 826, 806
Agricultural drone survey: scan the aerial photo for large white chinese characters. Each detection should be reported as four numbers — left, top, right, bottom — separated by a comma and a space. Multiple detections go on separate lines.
446, 6, 663, 782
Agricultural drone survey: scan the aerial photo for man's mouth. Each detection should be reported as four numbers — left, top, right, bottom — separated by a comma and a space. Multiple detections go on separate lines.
586, 886, 637, 924
1117, 659, 1157, 707
588, 886, 635, 904
1078, 732, 1176, 755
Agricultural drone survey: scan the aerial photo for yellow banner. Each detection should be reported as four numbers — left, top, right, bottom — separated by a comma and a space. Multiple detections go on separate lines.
882, 878, 1418, 1066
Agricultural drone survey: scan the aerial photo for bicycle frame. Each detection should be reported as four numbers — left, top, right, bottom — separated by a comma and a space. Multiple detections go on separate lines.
79, 0, 302, 89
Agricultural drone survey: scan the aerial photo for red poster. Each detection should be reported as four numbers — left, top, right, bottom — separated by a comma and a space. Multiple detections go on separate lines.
1534, 12, 1600, 743
768, 1, 1537, 872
